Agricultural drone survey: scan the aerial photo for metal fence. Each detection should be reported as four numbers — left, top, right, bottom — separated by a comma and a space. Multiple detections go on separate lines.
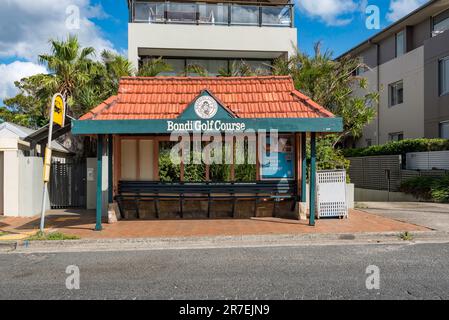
49, 160, 86, 209
406, 151, 449, 170
348, 155, 402, 191
401, 169, 449, 181
348, 155, 449, 192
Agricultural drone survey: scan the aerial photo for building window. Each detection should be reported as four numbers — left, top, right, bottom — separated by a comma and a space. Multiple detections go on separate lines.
231, 59, 272, 75
389, 80, 404, 107
433, 10, 449, 37
440, 57, 449, 96
395, 30, 405, 57
159, 58, 185, 76
140, 57, 274, 76
389, 132, 404, 142
440, 121, 449, 139
186, 59, 227, 76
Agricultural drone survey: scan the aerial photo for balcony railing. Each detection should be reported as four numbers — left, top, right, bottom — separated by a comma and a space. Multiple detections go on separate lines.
132, 1, 293, 27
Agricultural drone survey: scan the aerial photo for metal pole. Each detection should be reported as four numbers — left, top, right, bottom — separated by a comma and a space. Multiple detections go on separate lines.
39, 100, 56, 232
301, 132, 307, 203
309, 132, 316, 226
95, 135, 103, 231
108, 134, 113, 203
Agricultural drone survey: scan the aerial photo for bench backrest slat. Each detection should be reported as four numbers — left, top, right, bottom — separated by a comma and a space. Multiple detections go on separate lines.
118, 180, 297, 195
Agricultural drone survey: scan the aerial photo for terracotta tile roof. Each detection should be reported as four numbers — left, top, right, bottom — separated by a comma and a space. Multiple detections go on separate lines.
80, 76, 335, 120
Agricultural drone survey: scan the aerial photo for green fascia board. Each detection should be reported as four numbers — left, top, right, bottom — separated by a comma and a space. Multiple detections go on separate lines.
72, 117, 343, 135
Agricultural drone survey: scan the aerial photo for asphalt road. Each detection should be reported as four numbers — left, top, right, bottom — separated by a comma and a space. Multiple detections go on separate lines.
1, 242, 449, 300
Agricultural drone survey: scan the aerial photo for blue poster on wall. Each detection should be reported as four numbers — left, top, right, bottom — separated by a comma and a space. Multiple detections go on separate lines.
261, 135, 294, 179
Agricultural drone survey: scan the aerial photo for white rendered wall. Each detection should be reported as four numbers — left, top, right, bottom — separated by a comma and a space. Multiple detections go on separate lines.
128, 23, 298, 68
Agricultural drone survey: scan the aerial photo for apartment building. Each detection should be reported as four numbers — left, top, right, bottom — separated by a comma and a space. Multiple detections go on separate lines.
341, 0, 449, 147
127, 0, 297, 75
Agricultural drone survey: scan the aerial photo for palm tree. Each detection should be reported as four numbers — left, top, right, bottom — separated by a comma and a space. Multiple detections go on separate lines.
101, 50, 135, 95
137, 57, 173, 76
38, 35, 96, 99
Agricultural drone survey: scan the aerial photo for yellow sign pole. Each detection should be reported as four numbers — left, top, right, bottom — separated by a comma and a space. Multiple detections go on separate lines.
39, 93, 66, 232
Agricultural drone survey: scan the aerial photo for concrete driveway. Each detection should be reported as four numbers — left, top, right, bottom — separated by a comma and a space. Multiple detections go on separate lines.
357, 202, 449, 232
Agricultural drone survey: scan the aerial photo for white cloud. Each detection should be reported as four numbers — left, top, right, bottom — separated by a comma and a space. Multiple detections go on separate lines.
0, 61, 47, 100
297, 0, 359, 26
0, 0, 116, 61
387, 0, 429, 22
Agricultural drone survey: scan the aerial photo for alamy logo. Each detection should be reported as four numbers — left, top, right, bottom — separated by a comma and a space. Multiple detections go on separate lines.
194, 96, 218, 119
65, 5, 80, 30
365, 5, 381, 30
365, 265, 380, 290
65, 265, 80, 290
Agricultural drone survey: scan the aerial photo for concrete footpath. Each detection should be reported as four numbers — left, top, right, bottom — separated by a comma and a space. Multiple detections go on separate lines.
2, 230, 449, 254
358, 202, 449, 232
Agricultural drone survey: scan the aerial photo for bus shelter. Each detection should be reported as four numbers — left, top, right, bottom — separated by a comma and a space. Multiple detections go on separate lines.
72, 76, 342, 230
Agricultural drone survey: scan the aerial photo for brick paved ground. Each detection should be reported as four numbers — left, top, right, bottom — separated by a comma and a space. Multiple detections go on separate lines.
0, 209, 429, 239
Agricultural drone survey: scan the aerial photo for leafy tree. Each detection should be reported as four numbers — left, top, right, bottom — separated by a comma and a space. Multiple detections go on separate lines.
0, 106, 33, 127
273, 43, 378, 147
2, 75, 52, 128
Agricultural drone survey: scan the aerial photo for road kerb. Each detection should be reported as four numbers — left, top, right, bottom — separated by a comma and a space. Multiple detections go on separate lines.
4, 230, 449, 254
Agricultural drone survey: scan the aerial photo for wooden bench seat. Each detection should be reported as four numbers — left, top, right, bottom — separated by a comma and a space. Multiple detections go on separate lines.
115, 181, 297, 219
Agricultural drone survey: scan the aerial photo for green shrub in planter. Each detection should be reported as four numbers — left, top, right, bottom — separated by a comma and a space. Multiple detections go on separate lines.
431, 175, 449, 203
400, 175, 449, 203
344, 139, 449, 158
158, 150, 181, 182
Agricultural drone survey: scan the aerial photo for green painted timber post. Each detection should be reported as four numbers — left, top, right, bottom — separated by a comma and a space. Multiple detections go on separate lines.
309, 132, 316, 226
95, 135, 103, 231
301, 132, 307, 203
108, 134, 113, 203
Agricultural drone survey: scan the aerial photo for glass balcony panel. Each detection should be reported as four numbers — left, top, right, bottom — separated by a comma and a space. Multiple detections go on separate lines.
261, 5, 291, 27
198, 3, 228, 25
166, 2, 197, 24
135, 2, 165, 23
231, 5, 259, 25
133, 2, 293, 27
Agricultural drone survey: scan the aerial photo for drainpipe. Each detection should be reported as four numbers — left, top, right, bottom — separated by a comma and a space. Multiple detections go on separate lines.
375, 41, 381, 145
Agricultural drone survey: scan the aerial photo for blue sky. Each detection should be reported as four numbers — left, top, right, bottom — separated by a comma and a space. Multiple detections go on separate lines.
0, 0, 429, 106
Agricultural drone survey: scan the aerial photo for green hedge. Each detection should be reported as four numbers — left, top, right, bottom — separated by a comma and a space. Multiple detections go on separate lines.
343, 139, 449, 158
400, 175, 449, 203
